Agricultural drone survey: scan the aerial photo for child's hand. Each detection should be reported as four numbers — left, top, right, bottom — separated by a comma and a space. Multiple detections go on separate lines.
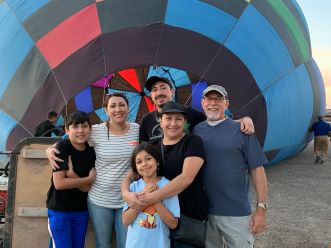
143, 183, 158, 193
65, 156, 77, 178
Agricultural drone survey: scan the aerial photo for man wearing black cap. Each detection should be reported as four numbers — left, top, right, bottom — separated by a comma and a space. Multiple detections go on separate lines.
140, 76, 254, 142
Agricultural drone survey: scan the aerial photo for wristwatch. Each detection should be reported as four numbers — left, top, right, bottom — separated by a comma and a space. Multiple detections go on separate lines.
257, 202, 268, 210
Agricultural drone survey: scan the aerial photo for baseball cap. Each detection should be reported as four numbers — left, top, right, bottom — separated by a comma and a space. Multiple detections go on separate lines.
203, 85, 228, 99
145, 76, 174, 92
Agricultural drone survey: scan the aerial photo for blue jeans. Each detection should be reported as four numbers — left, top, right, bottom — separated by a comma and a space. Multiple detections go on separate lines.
88, 200, 127, 248
48, 209, 89, 248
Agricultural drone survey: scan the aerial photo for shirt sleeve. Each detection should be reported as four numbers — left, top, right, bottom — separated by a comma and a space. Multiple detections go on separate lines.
53, 141, 69, 172
163, 194, 180, 218
139, 118, 149, 142
243, 134, 268, 169
184, 135, 206, 160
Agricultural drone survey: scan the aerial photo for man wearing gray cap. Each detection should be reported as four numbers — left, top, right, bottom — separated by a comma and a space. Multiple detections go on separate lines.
139, 76, 254, 142
193, 85, 268, 248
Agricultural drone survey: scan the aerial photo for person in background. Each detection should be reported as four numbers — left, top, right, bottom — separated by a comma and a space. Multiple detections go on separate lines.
35, 111, 62, 137
123, 143, 179, 248
310, 115, 331, 164
193, 85, 268, 248
46, 111, 96, 248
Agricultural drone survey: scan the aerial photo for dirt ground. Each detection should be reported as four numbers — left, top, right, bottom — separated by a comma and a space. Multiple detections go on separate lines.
252, 142, 331, 248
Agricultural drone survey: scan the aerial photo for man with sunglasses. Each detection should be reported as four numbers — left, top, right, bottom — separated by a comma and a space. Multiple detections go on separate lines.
139, 76, 254, 142
193, 85, 268, 248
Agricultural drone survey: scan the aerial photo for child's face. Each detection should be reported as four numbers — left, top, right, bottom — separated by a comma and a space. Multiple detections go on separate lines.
65, 121, 91, 146
135, 150, 158, 179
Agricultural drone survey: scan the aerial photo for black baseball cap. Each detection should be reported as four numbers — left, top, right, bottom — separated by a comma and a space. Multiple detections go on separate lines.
145, 76, 174, 92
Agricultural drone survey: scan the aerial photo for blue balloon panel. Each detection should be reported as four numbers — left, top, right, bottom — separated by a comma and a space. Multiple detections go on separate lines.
0, 3, 34, 98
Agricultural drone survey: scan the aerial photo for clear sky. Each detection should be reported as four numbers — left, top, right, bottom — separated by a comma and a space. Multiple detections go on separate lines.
296, 0, 331, 108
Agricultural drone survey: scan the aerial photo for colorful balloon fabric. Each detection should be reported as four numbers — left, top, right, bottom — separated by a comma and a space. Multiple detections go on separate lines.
0, 0, 325, 165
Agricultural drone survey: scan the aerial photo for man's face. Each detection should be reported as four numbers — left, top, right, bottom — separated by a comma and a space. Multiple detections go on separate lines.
201, 91, 229, 121
50, 117, 57, 123
150, 81, 174, 108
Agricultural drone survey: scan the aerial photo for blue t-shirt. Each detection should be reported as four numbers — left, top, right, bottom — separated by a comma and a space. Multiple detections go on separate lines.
124, 177, 180, 248
311, 120, 331, 136
193, 118, 268, 216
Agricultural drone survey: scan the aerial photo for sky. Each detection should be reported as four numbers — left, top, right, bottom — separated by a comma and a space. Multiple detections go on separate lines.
296, 0, 331, 108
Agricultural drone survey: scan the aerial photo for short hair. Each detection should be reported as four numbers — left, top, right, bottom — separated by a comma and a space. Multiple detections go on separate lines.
64, 111, 91, 129
48, 111, 58, 119
318, 115, 324, 121
130, 143, 161, 178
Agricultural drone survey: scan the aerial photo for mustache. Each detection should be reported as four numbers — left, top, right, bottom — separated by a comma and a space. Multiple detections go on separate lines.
155, 94, 167, 99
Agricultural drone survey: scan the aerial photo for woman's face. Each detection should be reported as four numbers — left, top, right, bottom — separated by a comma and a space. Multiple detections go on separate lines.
106, 96, 129, 124
160, 113, 185, 140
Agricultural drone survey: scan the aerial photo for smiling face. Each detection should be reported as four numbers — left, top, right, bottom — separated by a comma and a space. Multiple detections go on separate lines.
106, 95, 129, 124
159, 113, 185, 140
150, 81, 174, 109
135, 150, 158, 180
201, 91, 229, 121
65, 121, 91, 149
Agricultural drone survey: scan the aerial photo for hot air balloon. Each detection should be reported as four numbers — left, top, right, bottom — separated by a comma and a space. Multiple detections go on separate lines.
0, 0, 325, 165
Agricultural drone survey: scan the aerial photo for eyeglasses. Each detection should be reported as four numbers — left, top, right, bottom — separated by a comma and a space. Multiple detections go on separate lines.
203, 96, 226, 103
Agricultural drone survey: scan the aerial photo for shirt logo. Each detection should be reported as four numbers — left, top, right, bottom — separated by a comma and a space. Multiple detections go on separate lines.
128, 140, 139, 145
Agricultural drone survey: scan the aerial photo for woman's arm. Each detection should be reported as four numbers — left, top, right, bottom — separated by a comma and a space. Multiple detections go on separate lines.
121, 171, 147, 211
46, 146, 64, 169
138, 156, 204, 205
235, 117, 255, 134
53, 168, 96, 190
154, 202, 178, 229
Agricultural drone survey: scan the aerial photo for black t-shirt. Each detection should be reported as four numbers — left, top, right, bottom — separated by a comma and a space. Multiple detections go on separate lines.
46, 140, 96, 212
139, 106, 206, 142
150, 134, 207, 221
35, 120, 62, 137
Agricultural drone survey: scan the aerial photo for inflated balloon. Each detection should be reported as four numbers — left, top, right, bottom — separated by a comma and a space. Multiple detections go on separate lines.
0, 0, 325, 164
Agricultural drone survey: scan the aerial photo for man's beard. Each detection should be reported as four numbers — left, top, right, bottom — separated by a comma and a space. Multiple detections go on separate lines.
206, 112, 222, 121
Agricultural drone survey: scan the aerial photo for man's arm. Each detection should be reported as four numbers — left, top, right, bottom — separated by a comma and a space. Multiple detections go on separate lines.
234, 117, 255, 134
250, 166, 268, 234
138, 156, 204, 205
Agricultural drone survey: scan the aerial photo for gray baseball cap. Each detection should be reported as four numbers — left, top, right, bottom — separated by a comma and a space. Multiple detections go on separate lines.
203, 85, 228, 99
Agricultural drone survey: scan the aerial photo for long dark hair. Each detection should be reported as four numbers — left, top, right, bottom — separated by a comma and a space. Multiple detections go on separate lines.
131, 143, 161, 179
104, 92, 129, 140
